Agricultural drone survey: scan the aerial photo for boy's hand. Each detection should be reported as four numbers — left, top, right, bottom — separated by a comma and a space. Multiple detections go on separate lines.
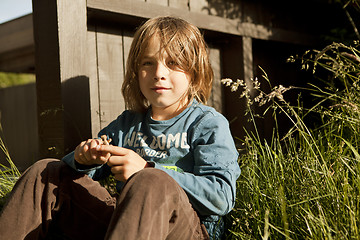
74, 139, 111, 166
98, 145, 148, 182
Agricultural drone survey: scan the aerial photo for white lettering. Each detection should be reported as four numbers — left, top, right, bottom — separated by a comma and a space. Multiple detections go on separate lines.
140, 135, 148, 147
124, 132, 136, 147
167, 133, 180, 148
126, 131, 189, 150
134, 132, 143, 147
157, 134, 166, 150
149, 136, 158, 148
159, 151, 168, 158
181, 132, 190, 149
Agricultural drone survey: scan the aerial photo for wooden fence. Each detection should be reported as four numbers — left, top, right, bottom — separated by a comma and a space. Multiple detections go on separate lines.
0, 83, 38, 171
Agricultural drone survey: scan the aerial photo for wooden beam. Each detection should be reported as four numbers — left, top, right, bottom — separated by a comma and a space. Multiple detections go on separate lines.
0, 14, 34, 54
242, 36, 254, 95
87, 0, 319, 45
0, 14, 35, 73
32, 0, 92, 158
96, 27, 125, 129
221, 36, 247, 142
32, 0, 63, 158
0, 45, 35, 73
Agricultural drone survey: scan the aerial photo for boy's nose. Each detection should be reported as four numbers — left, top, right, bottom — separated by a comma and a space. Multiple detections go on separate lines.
154, 62, 169, 80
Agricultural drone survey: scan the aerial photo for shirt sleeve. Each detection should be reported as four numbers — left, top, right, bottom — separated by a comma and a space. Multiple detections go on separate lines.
153, 113, 240, 216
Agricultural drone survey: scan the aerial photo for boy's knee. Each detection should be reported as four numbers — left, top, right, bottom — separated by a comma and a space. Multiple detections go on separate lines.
30, 158, 60, 170
131, 168, 172, 184
126, 168, 179, 192
24, 159, 65, 178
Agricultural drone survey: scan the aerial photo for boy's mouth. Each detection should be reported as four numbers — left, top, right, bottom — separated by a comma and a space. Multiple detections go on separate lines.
151, 87, 170, 92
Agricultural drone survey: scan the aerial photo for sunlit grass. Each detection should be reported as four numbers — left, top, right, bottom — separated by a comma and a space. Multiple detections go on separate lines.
225, 41, 360, 239
0, 72, 35, 89
0, 122, 20, 210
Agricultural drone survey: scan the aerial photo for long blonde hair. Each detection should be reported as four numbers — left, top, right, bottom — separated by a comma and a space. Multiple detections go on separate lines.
122, 16, 213, 112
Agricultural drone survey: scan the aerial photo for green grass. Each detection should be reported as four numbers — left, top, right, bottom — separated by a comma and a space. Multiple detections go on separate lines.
0, 72, 35, 89
0, 122, 20, 210
225, 41, 360, 239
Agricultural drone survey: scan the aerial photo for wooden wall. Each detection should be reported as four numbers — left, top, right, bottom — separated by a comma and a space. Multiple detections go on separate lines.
0, 83, 38, 171
0, 15, 35, 73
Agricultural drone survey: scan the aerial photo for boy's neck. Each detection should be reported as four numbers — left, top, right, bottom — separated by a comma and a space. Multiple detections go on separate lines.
151, 101, 191, 121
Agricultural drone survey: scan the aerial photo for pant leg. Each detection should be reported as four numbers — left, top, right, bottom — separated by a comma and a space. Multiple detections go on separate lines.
0, 159, 116, 240
105, 168, 209, 240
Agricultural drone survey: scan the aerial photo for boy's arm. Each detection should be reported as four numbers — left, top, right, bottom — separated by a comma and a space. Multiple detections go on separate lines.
152, 115, 240, 216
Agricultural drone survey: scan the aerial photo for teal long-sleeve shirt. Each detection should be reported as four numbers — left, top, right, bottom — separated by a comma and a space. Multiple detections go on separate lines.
62, 100, 240, 237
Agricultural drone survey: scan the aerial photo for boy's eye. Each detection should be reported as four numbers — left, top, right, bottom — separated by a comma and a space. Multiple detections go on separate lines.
141, 61, 153, 66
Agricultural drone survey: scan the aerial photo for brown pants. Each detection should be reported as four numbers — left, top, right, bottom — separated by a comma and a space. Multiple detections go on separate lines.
0, 159, 209, 240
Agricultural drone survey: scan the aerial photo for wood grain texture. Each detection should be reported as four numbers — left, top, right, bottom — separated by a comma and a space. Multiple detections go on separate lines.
87, 0, 318, 45
33, 0, 91, 156
208, 46, 223, 113
96, 27, 125, 129
87, 26, 102, 137
169, 0, 189, 9
0, 14, 33, 54
147, 0, 168, 6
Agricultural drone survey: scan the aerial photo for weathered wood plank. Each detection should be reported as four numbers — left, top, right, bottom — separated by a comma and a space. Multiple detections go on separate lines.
221, 36, 247, 141
169, 0, 189, 9
87, 0, 319, 45
0, 14, 33, 54
0, 45, 35, 73
225, 0, 242, 20
96, 27, 125, 129
57, 0, 92, 153
122, 30, 134, 78
0, 83, 39, 170
189, 0, 207, 14
242, 36, 254, 94
32, 0, 64, 158
147, 0, 168, 6
208, 46, 223, 113
33, 0, 91, 157
87, 26, 101, 137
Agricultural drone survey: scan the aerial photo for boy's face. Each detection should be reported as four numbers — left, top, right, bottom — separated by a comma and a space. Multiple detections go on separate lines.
138, 36, 191, 120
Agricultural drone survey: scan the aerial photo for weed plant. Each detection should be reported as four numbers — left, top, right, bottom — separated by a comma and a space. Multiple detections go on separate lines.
0, 122, 20, 210
225, 41, 360, 239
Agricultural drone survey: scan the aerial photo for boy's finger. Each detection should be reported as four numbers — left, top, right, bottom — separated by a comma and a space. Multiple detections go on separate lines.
97, 150, 111, 163
89, 140, 100, 158
97, 145, 127, 156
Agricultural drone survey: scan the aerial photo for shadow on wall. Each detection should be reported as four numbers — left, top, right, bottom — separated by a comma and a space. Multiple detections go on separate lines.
204, 0, 344, 35
38, 75, 92, 160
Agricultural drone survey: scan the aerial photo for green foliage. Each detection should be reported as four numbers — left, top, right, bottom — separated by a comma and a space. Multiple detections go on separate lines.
0, 122, 20, 210
0, 72, 35, 88
225, 41, 360, 239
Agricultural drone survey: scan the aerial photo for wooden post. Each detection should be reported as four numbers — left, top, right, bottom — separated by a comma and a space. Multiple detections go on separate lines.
32, 0, 91, 158
242, 36, 254, 94
222, 35, 254, 142
222, 36, 246, 142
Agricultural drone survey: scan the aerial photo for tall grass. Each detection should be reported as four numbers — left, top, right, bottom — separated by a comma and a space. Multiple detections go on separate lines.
225, 41, 360, 239
0, 121, 20, 210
